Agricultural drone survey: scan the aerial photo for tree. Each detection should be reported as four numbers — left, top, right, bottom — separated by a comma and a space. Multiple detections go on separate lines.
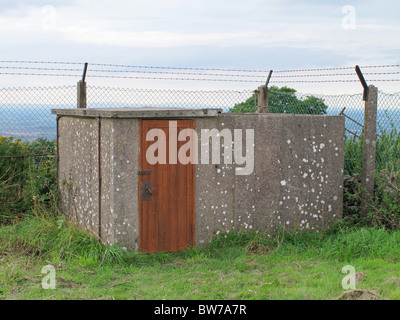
229, 86, 328, 115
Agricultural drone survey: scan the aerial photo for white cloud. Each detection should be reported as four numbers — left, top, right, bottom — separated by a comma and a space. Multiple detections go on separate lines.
1, 1, 398, 53
59, 27, 263, 48
0, 0, 399, 93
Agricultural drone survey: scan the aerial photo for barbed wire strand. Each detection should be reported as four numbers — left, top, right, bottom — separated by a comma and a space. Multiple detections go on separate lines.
0, 66, 267, 78
0, 60, 399, 74
1, 66, 399, 79
1, 71, 399, 83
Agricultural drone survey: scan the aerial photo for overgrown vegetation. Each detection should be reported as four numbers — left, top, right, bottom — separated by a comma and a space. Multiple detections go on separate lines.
2, 215, 400, 299
369, 168, 400, 229
0, 212, 124, 267
343, 122, 400, 228
344, 127, 400, 176
0, 137, 57, 224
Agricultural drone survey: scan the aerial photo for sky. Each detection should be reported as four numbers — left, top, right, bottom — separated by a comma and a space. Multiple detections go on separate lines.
0, 0, 399, 93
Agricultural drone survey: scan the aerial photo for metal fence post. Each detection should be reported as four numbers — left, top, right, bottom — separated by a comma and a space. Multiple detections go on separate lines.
360, 85, 378, 218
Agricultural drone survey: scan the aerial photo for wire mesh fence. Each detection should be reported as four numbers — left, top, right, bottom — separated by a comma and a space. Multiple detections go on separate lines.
87, 86, 254, 110
0, 84, 399, 175
375, 91, 400, 173
0, 86, 76, 140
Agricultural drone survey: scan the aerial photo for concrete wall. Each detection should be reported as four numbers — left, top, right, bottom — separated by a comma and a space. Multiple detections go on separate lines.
58, 116, 140, 250
58, 117, 100, 237
102, 118, 140, 250
194, 114, 344, 245
57, 111, 344, 251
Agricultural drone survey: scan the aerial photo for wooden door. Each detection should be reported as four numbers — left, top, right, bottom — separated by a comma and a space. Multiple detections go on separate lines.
139, 119, 195, 253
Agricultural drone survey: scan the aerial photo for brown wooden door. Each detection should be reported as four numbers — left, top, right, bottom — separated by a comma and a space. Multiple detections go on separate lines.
139, 119, 195, 253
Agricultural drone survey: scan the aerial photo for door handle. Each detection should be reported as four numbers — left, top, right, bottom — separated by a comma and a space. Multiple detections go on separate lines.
145, 184, 152, 195
141, 181, 153, 201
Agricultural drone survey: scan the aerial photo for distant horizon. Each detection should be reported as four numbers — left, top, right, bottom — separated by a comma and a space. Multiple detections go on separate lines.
1, 102, 399, 141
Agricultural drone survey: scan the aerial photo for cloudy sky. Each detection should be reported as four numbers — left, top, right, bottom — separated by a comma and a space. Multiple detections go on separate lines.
0, 0, 399, 93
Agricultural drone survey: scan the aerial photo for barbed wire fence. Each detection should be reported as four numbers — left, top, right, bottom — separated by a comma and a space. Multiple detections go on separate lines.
0, 61, 399, 176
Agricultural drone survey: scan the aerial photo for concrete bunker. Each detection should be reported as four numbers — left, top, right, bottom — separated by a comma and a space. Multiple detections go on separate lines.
52, 107, 345, 252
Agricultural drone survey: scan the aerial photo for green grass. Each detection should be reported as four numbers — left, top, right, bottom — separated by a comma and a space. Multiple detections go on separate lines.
0, 214, 124, 267
1, 216, 400, 300
345, 127, 400, 176
1, 133, 400, 300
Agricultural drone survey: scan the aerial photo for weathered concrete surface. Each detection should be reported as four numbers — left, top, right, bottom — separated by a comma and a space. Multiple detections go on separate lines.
194, 114, 345, 246
58, 116, 140, 250
56, 110, 344, 251
361, 85, 378, 218
58, 117, 100, 238
52, 107, 221, 119
101, 118, 140, 250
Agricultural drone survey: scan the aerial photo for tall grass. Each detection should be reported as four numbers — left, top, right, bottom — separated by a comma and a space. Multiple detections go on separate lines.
2, 212, 400, 268
376, 128, 400, 171
0, 206, 125, 266
208, 225, 400, 263
344, 127, 400, 176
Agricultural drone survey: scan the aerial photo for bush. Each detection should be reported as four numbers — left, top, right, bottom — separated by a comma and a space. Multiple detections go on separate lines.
342, 174, 362, 223
0, 136, 57, 224
342, 165, 400, 230
368, 168, 400, 229
344, 135, 363, 176
344, 122, 400, 176
229, 86, 328, 115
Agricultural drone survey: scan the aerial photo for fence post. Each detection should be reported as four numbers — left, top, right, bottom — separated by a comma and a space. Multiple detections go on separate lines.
256, 70, 273, 114
256, 85, 269, 113
360, 85, 378, 218
77, 62, 88, 109
77, 80, 87, 109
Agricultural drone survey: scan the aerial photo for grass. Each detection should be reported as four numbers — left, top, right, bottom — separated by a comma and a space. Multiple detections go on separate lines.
1, 131, 400, 300
1, 215, 400, 300
344, 127, 400, 176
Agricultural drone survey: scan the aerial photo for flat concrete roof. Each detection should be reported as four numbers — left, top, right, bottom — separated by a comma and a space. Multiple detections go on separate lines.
51, 107, 222, 118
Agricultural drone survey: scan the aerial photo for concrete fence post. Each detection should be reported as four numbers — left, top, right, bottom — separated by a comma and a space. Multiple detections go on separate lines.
256, 85, 269, 113
360, 85, 378, 218
77, 80, 87, 109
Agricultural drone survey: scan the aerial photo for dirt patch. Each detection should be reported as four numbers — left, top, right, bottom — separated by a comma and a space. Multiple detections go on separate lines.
163, 261, 185, 267
351, 272, 366, 283
245, 241, 271, 255
337, 290, 384, 300
249, 269, 264, 276
245, 261, 258, 266
384, 277, 400, 286
55, 277, 85, 289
